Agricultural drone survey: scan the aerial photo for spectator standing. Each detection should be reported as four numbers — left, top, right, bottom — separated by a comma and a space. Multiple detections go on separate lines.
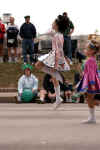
20, 16, 36, 64
63, 12, 74, 60
7, 17, 19, 63
0, 18, 6, 63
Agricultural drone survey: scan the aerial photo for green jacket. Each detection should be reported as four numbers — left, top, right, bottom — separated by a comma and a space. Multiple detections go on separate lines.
64, 20, 74, 36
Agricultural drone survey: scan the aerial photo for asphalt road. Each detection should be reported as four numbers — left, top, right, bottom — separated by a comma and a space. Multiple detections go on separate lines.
0, 103, 100, 150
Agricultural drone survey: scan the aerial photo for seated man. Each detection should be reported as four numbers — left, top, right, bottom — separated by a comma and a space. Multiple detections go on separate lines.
17, 64, 38, 103
40, 74, 56, 103
40, 74, 67, 103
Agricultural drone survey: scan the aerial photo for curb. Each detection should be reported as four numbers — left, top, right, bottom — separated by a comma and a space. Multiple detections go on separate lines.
0, 92, 17, 103
0, 88, 17, 93
0, 97, 16, 103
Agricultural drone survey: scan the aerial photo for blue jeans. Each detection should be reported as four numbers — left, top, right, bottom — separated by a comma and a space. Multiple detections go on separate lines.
22, 39, 34, 63
63, 36, 72, 60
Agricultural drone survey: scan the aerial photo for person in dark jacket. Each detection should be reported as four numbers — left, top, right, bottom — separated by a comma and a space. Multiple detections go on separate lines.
39, 74, 69, 103
20, 16, 36, 64
40, 74, 56, 103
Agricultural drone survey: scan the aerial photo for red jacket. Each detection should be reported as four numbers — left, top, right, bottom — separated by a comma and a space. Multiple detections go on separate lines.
0, 23, 5, 39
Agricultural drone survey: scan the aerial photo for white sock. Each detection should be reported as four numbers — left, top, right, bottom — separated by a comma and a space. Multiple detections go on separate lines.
66, 97, 68, 102
17, 95, 21, 102
54, 85, 61, 103
15, 57, 18, 62
0, 57, 3, 63
8, 57, 12, 62
42, 66, 63, 83
40, 97, 44, 102
88, 108, 96, 120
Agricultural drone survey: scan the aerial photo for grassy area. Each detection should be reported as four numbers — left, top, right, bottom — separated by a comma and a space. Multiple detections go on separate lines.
0, 63, 76, 88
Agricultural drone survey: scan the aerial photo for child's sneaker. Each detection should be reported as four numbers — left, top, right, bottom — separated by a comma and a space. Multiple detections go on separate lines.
53, 97, 63, 110
81, 118, 96, 124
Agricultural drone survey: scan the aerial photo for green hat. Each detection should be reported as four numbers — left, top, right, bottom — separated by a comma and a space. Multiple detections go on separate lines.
22, 64, 33, 71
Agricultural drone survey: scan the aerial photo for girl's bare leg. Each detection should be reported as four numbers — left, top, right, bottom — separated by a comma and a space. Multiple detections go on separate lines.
35, 61, 45, 70
94, 100, 100, 106
35, 60, 63, 83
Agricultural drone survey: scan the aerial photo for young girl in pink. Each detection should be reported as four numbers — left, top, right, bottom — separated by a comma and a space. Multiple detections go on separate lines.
35, 15, 70, 109
77, 40, 100, 123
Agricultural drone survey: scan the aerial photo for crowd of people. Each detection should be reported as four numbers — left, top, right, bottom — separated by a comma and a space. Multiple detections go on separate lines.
1, 12, 100, 123
0, 15, 36, 63
0, 13, 75, 63
17, 65, 83, 104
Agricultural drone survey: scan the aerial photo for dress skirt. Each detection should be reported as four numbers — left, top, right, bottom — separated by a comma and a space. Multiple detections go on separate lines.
38, 50, 70, 72
77, 73, 100, 94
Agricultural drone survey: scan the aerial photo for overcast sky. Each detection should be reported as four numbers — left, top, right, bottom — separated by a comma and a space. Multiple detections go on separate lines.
0, 0, 100, 35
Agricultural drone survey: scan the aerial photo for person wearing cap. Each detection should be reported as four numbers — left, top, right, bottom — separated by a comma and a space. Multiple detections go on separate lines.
0, 18, 6, 63
20, 16, 36, 64
17, 64, 38, 102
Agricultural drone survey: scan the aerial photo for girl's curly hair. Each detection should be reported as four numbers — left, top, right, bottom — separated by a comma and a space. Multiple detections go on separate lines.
55, 15, 69, 33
